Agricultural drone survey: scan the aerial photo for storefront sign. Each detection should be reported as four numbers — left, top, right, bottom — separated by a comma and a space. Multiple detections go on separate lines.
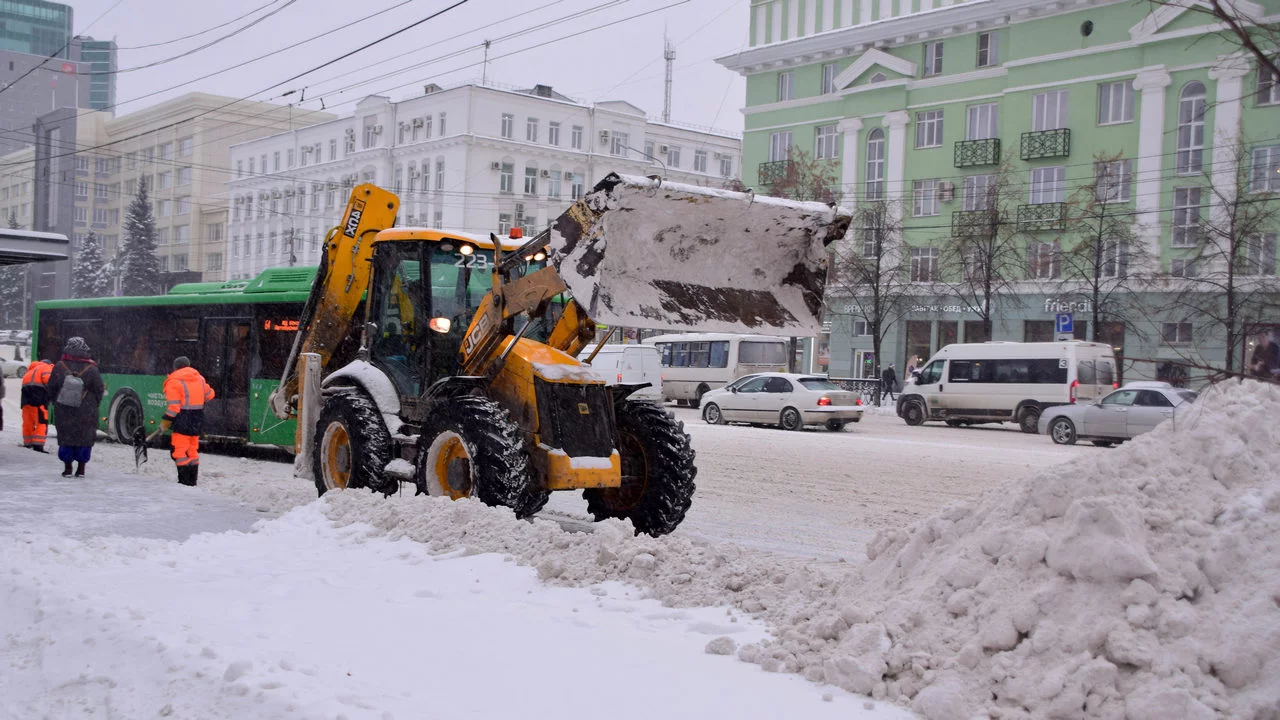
909, 304, 982, 314
1043, 299, 1093, 314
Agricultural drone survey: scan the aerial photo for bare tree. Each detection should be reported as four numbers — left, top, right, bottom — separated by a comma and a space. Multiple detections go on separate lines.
1054, 154, 1153, 348
1163, 143, 1280, 374
825, 199, 911, 388
1147, 0, 1279, 83
938, 164, 1028, 340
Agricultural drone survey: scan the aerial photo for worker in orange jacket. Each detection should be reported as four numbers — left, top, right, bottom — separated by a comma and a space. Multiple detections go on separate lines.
20, 358, 55, 452
162, 356, 215, 486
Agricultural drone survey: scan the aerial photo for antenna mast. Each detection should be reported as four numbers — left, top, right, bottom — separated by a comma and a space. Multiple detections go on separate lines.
663, 35, 675, 124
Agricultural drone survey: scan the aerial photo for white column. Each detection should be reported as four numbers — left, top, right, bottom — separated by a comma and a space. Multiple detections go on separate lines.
1207, 55, 1250, 231
883, 111, 911, 229
822, 0, 835, 31
1131, 66, 1171, 263
837, 117, 863, 213
804, 0, 817, 36
788, 0, 800, 39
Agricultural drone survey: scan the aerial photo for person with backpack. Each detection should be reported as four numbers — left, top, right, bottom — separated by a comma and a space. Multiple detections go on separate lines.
161, 356, 215, 487
881, 363, 898, 403
46, 337, 105, 478
20, 357, 55, 452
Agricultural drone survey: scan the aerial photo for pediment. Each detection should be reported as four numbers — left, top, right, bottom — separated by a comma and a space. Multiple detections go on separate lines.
832, 48, 917, 90
1129, 0, 1264, 40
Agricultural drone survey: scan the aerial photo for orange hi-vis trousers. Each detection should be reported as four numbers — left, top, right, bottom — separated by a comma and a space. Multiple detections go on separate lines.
171, 433, 201, 467
22, 405, 48, 447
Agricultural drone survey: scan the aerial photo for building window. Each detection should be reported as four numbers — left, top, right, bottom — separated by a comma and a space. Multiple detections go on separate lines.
127, 152, 138, 170
860, 217, 883, 258
175, 225, 190, 243
1027, 241, 1061, 279
910, 247, 940, 281
1172, 187, 1202, 247
157, 172, 172, 190
548, 171, 562, 198
207, 252, 223, 272
273, 151, 281, 171
821, 62, 839, 94
571, 173, 585, 200
287, 149, 296, 168
962, 174, 994, 211
1258, 66, 1280, 105
93, 183, 107, 200
869, 72, 887, 83
769, 131, 792, 162
501, 113, 514, 139
1176, 82, 1206, 174
500, 163, 514, 193
667, 146, 681, 168
865, 129, 885, 200
612, 131, 630, 157
159, 142, 173, 160
311, 185, 321, 210
923, 41, 944, 77
329, 140, 337, 161
1098, 80, 1135, 125
977, 32, 999, 67
694, 150, 707, 172
157, 227, 170, 244
526, 117, 538, 143
913, 179, 940, 216
966, 103, 998, 140
176, 197, 191, 215
1094, 159, 1133, 202
157, 199, 171, 217
422, 114, 434, 139
719, 155, 733, 177
177, 167, 191, 186
524, 166, 538, 195
92, 208, 107, 224
1239, 233, 1278, 276
1032, 90, 1069, 131
548, 122, 561, 146
435, 160, 444, 191
1249, 145, 1280, 192
1028, 166, 1065, 204
407, 162, 417, 192
74, 181, 88, 199
1161, 322, 1193, 345
1171, 258, 1196, 277
498, 213, 512, 234
438, 112, 446, 135
571, 125, 583, 149
915, 109, 944, 149
362, 117, 378, 149
236, 160, 243, 177
777, 71, 794, 101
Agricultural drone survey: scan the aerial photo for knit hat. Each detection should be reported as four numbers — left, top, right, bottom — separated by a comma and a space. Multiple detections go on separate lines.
173, 356, 191, 369
63, 336, 91, 357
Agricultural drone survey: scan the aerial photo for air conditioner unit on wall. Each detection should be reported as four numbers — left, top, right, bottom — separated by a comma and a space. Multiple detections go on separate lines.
540, 169, 550, 178
373, 125, 383, 135
599, 130, 610, 144
658, 144, 669, 155
412, 118, 424, 128
491, 161, 501, 171
564, 171, 574, 180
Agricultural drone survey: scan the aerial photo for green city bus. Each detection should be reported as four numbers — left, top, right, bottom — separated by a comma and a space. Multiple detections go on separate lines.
33, 267, 319, 448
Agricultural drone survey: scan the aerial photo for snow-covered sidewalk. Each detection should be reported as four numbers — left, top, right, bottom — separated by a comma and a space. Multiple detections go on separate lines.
0, 440, 912, 720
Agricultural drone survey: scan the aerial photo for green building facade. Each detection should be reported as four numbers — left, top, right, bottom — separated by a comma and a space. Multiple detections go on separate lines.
718, 0, 1280, 385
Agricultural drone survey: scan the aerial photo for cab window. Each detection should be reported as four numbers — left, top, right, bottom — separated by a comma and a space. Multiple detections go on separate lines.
368, 243, 426, 395
917, 360, 944, 385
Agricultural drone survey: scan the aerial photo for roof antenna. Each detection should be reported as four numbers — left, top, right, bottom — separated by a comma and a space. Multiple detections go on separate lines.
481, 40, 491, 85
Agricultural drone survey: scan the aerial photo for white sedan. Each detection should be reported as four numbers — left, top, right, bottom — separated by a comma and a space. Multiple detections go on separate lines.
1038, 381, 1198, 446
700, 373, 864, 431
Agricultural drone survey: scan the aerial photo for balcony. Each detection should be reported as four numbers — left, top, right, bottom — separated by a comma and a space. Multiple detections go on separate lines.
1017, 202, 1067, 230
758, 160, 790, 185
951, 209, 996, 238
1020, 128, 1071, 161
953, 138, 1001, 168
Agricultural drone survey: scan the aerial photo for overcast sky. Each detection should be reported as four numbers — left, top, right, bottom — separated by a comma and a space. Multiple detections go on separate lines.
67, 0, 750, 135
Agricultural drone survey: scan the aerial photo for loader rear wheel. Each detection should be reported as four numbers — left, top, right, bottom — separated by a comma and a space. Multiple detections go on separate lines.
415, 396, 549, 518
314, 391, 394, 497
583, 401, 696, 537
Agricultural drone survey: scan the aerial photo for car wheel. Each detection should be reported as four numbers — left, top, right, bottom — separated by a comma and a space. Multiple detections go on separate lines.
1019, 407, 1042, 434
1091, 440, 1114, 448
825, 419, 845, 432
703, 403, 724, 425
779, 407, 803, 431
1049, 417, 1078, 445
903, 401, 926, 426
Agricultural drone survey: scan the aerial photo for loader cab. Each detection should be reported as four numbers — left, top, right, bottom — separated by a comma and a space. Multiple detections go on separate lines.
366, 233, 497, 397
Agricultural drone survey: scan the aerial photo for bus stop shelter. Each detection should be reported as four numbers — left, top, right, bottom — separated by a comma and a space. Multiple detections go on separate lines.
0, 229, 69, 265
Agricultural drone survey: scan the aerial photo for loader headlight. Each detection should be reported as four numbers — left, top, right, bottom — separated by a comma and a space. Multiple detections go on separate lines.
429, 317, 452, 334
533, 251, 546, 262
458, 244, 474, 256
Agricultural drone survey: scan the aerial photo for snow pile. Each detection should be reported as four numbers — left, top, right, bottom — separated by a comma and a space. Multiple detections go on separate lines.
739, 380, 1280, 719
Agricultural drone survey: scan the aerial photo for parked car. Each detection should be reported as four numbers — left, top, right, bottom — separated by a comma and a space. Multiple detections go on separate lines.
701, 373, 864, 431
1038, 381, 1198, 446
580, 344, 663, 402
1, 356, 27, 378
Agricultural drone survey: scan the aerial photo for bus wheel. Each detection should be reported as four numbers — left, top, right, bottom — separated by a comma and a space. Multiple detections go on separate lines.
690, 385, 709, 409
1018, 406, 1042, 434
903, 401, 926, 426
414, 396, 548, 518
585, 402, 695, 537
313, 392, 393, 497
110, 394, 145, 443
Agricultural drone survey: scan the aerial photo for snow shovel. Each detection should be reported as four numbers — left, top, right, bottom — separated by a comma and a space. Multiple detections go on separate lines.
133, 427, 163, 469
548, 173, 852, 337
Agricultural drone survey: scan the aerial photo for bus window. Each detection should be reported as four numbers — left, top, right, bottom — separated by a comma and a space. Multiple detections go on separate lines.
656, 343, 672, 367
710, 341, 729, 368
738, 341, 786, 365
1077, 359, 1096, 384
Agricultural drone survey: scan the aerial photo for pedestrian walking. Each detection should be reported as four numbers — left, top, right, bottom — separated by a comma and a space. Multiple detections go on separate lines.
46, 337, 105, 478
881, 363, 898, 403
162, 356, 215, 487
20, 357, 54, 452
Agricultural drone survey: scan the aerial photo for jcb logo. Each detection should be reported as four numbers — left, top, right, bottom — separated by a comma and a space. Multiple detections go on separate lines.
344, 199, 366, 238
462, 313, 490, 356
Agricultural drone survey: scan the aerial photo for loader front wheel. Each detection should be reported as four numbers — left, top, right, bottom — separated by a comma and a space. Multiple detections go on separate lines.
415, 396, 549, 518
314, 391, 394, 497
583, 401, 696, 537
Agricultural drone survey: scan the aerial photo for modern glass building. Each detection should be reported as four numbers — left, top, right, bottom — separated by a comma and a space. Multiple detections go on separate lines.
0, 0, 72, 58
76, 37, 116, 112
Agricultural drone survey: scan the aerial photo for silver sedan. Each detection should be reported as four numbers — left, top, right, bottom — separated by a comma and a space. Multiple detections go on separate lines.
1038, 382, 1198, 446
701, 373, 864, 431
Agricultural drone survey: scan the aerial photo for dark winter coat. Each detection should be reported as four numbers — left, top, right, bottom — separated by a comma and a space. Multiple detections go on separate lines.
47, 356, 105, 447
881, 366, 898, 391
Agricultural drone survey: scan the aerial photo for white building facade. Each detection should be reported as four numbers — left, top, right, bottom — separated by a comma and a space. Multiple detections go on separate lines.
225, 83, 742, 280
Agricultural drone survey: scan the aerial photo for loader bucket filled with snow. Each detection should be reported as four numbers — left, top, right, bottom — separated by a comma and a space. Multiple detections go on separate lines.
548, 173, 852, 337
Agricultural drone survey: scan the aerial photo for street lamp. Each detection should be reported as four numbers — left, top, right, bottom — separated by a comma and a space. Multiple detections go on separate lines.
623, 145, 668, 176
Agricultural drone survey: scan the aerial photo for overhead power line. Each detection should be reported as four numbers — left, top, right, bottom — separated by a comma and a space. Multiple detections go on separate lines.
115, 0, 286, 50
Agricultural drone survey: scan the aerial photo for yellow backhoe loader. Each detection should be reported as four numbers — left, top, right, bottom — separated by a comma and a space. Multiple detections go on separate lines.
269, 173, 850, 536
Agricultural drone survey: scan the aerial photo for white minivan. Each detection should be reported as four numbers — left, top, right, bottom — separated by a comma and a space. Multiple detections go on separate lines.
897, 341, 1118, 433
581, 344, 663, 402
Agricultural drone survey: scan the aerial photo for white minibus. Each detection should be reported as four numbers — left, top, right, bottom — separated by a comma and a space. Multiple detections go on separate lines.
645, 333, 789, 407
